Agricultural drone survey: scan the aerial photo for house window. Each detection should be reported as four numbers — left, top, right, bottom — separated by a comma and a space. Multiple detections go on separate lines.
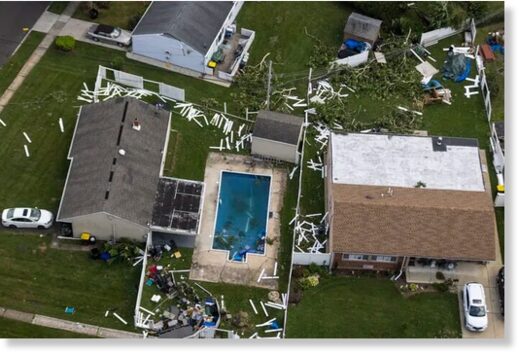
342, 253, 397, 263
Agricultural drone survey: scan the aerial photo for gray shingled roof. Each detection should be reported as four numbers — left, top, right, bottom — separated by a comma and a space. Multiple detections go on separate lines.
253, 110, 304, 145
58, 97, 170, 226
133, 1, 234, 55
344, 12, 382, 44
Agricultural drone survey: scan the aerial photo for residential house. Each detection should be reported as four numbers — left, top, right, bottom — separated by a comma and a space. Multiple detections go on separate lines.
130, 1, 254, 82
57, 97, 203, 245
325, 132, 496, 273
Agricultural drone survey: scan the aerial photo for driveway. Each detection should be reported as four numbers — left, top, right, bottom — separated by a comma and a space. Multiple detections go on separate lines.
0, 1, 49, 66
59, 18, 127, 51
457, 262, 504, 339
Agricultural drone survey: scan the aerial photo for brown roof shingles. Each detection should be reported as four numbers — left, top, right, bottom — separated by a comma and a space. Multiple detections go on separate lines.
330, 184, 496, 261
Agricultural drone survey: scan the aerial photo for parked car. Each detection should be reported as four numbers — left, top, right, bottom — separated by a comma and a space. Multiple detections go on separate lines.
87, 24, 131, 47
462, 282, 488, 332
1, 208, 53, 229
497, 267, 504, 317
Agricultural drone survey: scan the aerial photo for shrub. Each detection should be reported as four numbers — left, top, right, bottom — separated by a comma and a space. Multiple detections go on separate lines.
55, 36, 76, 52
128, 14, 143, 31
436, 271, 445, 280
432, 282, 449, 292
298, 274, 320, 290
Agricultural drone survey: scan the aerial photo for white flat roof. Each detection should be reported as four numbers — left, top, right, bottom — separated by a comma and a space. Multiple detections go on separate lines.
330, 133, 485, 191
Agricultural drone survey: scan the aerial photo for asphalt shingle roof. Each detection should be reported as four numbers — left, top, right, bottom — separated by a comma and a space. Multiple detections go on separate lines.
58, 97, 170, 226
133, 1, 234, 55
252, 110, 304, 145
329, 182, 496, 261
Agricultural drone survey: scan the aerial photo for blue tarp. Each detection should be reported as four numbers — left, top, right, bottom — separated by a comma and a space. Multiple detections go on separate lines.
454, 58, 472, 82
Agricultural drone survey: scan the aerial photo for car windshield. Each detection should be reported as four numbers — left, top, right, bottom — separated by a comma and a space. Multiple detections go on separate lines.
6, 209, 14, 218
112, 28, 121, 38
469, 305, 486, 317
30, 209, 41, 220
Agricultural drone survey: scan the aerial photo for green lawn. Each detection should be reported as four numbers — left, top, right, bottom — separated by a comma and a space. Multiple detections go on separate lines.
0, 31, 45, 96
237, 2, 351, 75
286, 276, 461, 338
47, 2, 69, 15
73, 1, 150, 30
0, 317, 93, 338
0, 233, 141, 332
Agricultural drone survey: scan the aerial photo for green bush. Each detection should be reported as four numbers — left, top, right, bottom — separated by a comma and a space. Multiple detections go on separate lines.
432, 282, 449, 292
55, 35, 76, 52
436, 271, 445, 280
128, 14, 143, 31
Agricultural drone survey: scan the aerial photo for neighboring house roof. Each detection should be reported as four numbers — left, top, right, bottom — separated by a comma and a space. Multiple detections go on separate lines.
330, 184, 496, 261
330, 133, 485, 192
58, 97, 170, 226
132, 1, 234, 55
343, 12, 382, 44
253, 110, 304, 145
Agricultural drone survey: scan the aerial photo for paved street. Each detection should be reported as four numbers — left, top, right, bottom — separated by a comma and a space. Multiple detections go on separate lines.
0, 1, 49, 66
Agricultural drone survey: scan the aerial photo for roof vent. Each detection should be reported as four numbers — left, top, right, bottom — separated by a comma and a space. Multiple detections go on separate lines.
118, 149, 126, 156
132, 119, 141, 131
436, 136, 443, 146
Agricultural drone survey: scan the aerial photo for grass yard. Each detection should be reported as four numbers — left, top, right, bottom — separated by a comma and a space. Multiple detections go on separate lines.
237, 1, 351, 74
47, 1, 69, 15
0, 317, 93, 338
0, 31, 45, 96
286, 276, 461, 338
0, 233, 141, 331
73, 1, 150, 30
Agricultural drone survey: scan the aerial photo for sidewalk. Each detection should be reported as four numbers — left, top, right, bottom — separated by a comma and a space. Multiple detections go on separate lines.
0, 2, 79, 114
0, 306, 141, 338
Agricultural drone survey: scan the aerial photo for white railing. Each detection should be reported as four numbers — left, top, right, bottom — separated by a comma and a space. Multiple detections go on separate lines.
420, 27, 458, 47
217, 28, 256, 82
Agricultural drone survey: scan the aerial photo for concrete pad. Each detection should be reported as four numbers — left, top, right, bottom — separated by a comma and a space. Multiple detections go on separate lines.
32, 315, 99, 337
190, 153, 287, 290
59, 18, 126, 51
32, 11, 59, 33
3, 309, 34, 323
97, 327, 142, 338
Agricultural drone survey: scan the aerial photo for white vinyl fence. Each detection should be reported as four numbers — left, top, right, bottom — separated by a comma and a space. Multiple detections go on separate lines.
292, 252, 331, 266
475, 45, 492, 122
95, 65, 185, 101
332, 50, 369, 68
420, 27, 458, 47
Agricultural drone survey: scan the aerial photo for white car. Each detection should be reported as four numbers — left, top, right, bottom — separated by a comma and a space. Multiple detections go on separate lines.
87, 24, 132, 47
1, 208, 54, 229
463, 282, 488, 332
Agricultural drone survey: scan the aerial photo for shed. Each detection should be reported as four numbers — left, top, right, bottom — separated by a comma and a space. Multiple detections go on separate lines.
251, 110, 304, 164
343, 12, 382, 45
131, 1, 243, 75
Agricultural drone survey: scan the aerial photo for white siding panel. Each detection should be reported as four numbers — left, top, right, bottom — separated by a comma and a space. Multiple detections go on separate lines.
251, 137, 298, 163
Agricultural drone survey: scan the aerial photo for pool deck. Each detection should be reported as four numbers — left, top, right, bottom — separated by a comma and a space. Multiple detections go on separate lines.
189, 153, 287, 290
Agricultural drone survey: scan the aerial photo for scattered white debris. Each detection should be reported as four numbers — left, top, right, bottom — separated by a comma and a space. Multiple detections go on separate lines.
249, 299, 258, 315
0, 118, 6, 127
58, 117, 64, 133
113, 312, 128, 325
23, 144, 30, 158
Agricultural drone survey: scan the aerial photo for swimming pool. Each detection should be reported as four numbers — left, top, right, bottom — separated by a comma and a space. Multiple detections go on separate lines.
212, 171, 271, 262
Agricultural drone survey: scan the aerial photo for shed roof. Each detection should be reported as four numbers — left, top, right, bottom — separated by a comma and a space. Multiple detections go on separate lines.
343, 12, 382, 44
253, 110, 304, 145
58, 97, 170, 226
132, 1, 234, 55
330, 184, 496, 261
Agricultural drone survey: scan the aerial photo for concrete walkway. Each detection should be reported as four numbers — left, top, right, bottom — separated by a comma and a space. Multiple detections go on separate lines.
0, 306, 141, 338
0, 2, 79, 114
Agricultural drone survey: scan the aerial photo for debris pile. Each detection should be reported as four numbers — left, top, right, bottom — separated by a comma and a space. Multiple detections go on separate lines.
290, 213, 328, 254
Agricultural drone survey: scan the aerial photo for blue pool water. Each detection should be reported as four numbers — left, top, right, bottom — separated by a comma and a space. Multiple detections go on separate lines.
212, 171, 271, 262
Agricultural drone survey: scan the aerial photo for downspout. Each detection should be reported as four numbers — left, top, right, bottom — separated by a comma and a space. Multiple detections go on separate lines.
392, 256, 408, 281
